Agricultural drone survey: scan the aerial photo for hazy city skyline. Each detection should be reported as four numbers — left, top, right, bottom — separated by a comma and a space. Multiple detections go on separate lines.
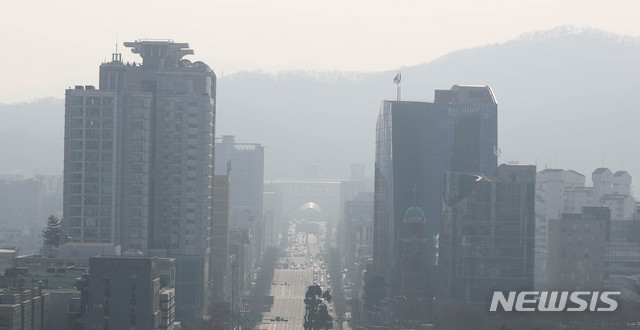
2, 0, 640, 102
2, 3, 640, 327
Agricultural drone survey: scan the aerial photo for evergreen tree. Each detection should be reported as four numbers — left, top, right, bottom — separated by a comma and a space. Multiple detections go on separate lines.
42, 215, 63, 247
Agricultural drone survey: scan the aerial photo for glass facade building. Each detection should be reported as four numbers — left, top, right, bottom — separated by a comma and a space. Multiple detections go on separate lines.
373, 85, 498, 297
605, 218, 640, 289
440, 164, 536, 304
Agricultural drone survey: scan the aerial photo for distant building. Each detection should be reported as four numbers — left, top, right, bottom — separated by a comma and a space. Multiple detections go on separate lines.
0, 287, 51, 330
63, 40, 216, 322
263, 184, 283, 249
373, 85, 498, 298
340, 192, 373, 300
267, 179, 342, 224
76, 255, 177, 330
594, 169, 635, 220
605, 217, 640, 290
342, 192, 374, 269
0, 248, 17, 275
439, 164, 535, 304
547, 207, 610, 290
535, 169, 586, 288
535, 168, 636, 289
211, 173, 230, 303
215, 135, 265, 267
0, 175, 62, 254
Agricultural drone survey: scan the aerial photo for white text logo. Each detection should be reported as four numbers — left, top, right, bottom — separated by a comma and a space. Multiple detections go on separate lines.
489, 291, 620, 312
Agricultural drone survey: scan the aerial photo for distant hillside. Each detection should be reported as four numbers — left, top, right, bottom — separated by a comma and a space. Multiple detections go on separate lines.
0, 98, 64, 176
218, 26, 640, 182
3, 26, 640, 184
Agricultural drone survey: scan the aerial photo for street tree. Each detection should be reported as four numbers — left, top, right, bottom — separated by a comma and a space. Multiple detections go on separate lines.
304, 284, 333, 330
42, 215, 63, 247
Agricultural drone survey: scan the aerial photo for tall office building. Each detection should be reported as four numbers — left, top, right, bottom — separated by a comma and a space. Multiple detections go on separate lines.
373, 85, 497, 296
214, 135, 264, 287
63, 40, 216, 322
439, 164, 536, 304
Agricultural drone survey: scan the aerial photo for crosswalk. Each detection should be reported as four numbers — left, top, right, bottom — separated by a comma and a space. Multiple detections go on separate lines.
273, 296, 305, 299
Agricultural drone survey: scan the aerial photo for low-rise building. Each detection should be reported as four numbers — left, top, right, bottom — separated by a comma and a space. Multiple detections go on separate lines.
76, 255, 177, 330
547, 207, 610, 290
0, 287, 51, 330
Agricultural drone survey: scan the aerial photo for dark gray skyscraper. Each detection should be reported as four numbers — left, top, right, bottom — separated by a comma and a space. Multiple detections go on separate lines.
439, 164, 536, 304
63, 40, 216, 322
373, 85, 498, 297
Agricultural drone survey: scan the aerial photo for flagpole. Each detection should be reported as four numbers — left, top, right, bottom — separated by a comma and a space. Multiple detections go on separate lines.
393, 72, 401, 101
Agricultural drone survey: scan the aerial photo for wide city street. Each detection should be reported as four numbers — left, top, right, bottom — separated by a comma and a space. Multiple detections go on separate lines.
259, 222, 338, 330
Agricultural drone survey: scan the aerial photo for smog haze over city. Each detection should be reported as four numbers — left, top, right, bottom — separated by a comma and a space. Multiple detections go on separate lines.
1, 0, 640, 329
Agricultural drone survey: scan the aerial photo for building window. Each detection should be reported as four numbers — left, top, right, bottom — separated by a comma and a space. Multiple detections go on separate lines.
101, 185, 112, 194
70, 184, 82, 194
70, 140, 83, 150
84, 196, 99, 205
86, 163, 99, 172
87, 107, 101, 116
101, 207, 112, 217
133, 98, 144, 109
86, 152, 99, 161
71, 151, 83, 161
71, 162, 83, 171
101, 162, 113, 172
85, 217, 97, 227
132, 108, 144, 119
86, 119, 100, 128
85, 207, 99, 216
71, 118, 83, 127
70, 129, 83, 138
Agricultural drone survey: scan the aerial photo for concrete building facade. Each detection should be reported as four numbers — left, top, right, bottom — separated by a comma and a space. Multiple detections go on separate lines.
77, 255, 177, 330
547, 207, 610, 291
0, 287, 50, 330
63, 40, 216, 322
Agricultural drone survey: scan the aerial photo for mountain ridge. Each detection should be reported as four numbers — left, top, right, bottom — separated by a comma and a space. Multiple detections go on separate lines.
2, 26, 639, 184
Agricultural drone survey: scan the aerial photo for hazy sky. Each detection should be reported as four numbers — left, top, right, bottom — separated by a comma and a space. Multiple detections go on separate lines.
1, 0, 639, 103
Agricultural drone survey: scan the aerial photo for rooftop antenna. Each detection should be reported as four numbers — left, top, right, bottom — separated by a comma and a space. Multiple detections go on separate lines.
112, 37, 122, 63
393, 72, 401, 101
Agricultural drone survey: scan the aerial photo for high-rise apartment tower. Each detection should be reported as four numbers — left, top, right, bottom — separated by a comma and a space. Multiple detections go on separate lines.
63, 40, 216, 322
